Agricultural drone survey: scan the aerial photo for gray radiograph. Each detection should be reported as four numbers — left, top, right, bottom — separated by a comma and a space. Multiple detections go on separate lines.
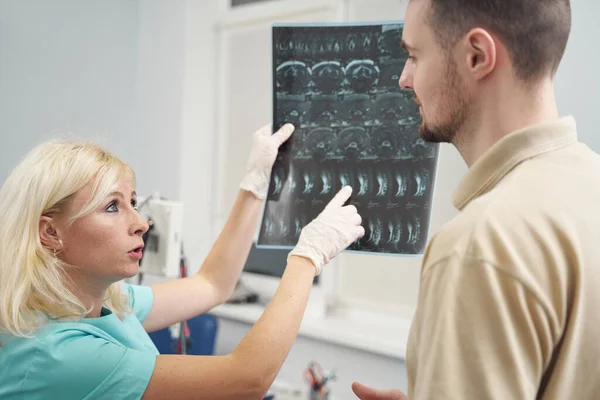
258, 22, 440, 255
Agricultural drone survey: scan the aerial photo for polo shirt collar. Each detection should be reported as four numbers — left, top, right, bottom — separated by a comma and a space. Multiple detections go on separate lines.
452, 116, 578, 210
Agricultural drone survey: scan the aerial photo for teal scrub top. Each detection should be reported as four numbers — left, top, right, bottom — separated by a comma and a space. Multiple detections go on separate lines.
0, 284, 159, 399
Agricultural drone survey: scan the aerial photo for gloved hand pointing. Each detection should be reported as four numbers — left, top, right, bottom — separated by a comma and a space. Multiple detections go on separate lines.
288, 186, 365, 275
239, 123, 295, 199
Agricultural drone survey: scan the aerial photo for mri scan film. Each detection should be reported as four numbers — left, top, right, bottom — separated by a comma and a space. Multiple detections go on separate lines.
258, 22, 440, 255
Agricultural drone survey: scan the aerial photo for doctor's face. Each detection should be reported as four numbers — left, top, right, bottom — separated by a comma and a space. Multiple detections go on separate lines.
55, 180, 149, 284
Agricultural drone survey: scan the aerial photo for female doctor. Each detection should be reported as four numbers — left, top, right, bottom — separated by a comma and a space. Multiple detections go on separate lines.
0, 124, 364, 399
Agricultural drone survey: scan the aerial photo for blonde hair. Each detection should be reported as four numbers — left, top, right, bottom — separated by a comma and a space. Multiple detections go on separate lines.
0, 139, 136, 338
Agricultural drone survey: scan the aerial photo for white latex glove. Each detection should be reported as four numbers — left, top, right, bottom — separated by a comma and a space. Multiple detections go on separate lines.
288, 186, 365, 275
239, 123, 295, 199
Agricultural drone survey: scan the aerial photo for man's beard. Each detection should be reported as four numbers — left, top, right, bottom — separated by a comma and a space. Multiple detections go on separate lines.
417, 60, 471, 144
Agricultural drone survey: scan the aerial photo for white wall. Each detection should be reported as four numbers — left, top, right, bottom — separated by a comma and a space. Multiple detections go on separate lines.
135, 0, 219, 276
555, 0, 600, 151
178, 0, 221, 276
135, 0, 186, 201
0, 0, 217, 277
0, 0, 139, 182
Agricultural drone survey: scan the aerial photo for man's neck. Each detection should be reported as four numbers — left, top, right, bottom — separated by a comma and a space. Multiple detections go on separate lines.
455, 78, 559, 167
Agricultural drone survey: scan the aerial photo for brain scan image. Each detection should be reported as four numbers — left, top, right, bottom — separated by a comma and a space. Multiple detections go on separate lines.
277, 96, 311, 127
345, 33, 361, 54
310, 36, 345, 59
400, 92, 421, 122
411, 138, 437, 158
308, 95, 340, 126
302, 127, 337, 159
276, 61, 312, 94
371, 127, 398, 159
360, 32, 378, 56
374, 92, 414, 124
378, 58, 406, 91
378, 26, 403, 57
338, 127, 370, 160
312, 61, 345, 93
337, 94, 372, 126
345, 59, 380, 93
261, 22, 439, 255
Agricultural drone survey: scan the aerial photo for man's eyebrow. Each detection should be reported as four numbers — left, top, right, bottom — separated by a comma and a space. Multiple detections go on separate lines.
401, 39, 416, 51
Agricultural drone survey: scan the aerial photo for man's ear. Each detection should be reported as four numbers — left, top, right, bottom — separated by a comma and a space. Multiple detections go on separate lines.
39, 216, 63, 251
462, 27, 497, 81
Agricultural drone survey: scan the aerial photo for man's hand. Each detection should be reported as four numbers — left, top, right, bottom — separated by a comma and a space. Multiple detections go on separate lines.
351, 382, 407, 400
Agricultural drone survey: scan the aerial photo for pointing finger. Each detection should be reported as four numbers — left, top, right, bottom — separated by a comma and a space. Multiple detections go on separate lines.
326, 186, 352, 209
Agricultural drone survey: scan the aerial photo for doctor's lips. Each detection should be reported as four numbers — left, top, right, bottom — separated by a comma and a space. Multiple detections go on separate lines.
128, 244, 144, 260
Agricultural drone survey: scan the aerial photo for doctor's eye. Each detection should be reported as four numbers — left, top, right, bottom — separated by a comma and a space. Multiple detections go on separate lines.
105, 201, 118, 213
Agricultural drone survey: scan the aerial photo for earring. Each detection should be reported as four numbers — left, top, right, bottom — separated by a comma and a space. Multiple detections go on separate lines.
53, 248, 57, 256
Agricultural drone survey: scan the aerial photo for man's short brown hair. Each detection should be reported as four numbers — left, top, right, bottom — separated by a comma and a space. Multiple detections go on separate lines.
426, 0, 571, 81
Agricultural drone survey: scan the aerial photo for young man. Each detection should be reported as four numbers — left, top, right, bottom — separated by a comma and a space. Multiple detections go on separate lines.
352, 0, 600, 399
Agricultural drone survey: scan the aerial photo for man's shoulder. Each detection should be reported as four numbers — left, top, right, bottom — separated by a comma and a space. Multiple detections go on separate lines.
424, 187, 583, 297
425, 189, 561, 267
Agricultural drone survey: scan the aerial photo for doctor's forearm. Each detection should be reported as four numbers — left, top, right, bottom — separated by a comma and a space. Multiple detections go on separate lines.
196, 189, 262, 299
230, 256, 315, 394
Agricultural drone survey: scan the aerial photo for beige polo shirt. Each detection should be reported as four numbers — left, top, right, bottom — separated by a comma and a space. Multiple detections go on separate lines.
406, 116, 600, 399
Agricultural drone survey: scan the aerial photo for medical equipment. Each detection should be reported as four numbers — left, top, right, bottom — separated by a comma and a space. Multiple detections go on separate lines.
136, 194, 189, 354
137, 195, 184, 279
